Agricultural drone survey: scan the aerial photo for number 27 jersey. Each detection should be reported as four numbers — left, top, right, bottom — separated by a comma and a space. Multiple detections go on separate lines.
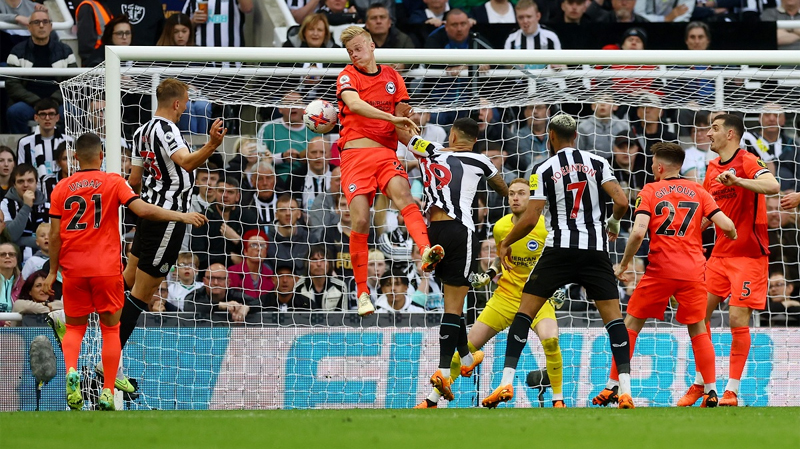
49, 170, 138, 277
634, 178, 720, 281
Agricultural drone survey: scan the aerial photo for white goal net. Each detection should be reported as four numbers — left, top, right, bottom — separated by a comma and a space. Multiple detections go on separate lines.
48, 48, 800, 410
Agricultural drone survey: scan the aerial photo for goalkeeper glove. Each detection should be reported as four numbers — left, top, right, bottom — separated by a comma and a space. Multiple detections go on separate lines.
548, 287, 567, 310
469, 267, 497, 288
606, 216, 620, 235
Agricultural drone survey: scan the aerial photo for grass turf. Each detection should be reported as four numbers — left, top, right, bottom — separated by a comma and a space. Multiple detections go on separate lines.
3, 408, 800, 449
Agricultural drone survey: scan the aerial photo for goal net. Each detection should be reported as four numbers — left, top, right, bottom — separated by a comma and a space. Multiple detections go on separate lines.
49, 48, 800, 410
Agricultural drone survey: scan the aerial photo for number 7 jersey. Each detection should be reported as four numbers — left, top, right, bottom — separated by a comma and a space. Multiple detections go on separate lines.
633, 177, 721, 281
49, 170, 138, 277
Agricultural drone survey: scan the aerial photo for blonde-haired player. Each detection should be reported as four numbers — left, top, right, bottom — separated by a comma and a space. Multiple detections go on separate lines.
415, 178, 566, 408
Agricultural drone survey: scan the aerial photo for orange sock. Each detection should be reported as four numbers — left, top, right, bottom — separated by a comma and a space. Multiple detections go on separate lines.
691, 332, 716, 387
63, 323, 88, 372
729, 326, 751, 381
100, 322, 121, 392
400, 204, 430, 250
350, 231, 369, 297
610, 328, 638, 381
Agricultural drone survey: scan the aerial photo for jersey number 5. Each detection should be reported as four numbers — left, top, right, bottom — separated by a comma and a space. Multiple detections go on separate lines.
140, 150, 163, 181
65, 194, 101, 231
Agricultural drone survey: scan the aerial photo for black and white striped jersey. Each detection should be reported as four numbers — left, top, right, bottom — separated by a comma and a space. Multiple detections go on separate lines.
132, 116, 193, 212
16, 130, 73, 180
182, 0, 246, 49
409, 136, 497, 231
503, 26, 561, 50
530, 148, 616, 251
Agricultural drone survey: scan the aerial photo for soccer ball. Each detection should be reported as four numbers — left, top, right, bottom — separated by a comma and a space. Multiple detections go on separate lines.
303, 99, 337, 134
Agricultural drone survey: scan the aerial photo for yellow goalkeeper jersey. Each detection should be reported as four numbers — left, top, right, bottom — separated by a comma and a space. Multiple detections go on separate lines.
492, 214, 547, 303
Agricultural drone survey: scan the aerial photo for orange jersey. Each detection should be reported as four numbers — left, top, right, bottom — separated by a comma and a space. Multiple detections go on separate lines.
336, 64, 410, 150
49, 170, 138, 276
634, 178, 720, 281
704, 149, 770, 258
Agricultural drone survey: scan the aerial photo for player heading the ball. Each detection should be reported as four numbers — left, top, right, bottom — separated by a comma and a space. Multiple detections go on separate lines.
337, 25, 444, 316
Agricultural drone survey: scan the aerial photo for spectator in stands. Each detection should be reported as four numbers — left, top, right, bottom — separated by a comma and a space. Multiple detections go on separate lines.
225, 136, 260, 191
767, 195, 800, 282
0, 0, 47, 58
191, 163, 219, 214
247, 161, 281, 229
148, 280, 170, 312
407, 242, 443, 310
228, 229, 275, 301
11, 269, 60, 319
765, 271, 800, 326
293, 244, 352, 310
503, 0, 561, 71
186, 263, 259, 322
0, 164, 48, 260
6, 10, 76, 134
365, 3, 414, 51
630, 93, 678, 173
166, 252, 203, 311
577, 94, 629, 160
17, 98, 72, 181
685, 20, 711, 50
283, 12, 339, 49
262, 261, 308, 310
267, 194, 310, 274
82, 14, 132, 67
512, 104, 551, 178
742, 104, 798, 189
75, 0, 112, 66
634, 0, 692, 22
103, 0, 163, 46
156, 13, 214, 134
680, 112, 713, 183
606, 0, 648, 22
0, 146, 16, 201
550, 0, 599, 24
472, 0, 517, 23
185, 0, 252, 48
258, 91, 319, 181
407, 0, 449, 46
317, 0, 359, 25
617, 256, 645, 306
611, 131, 647, 204
287, 0, 321, 23
376, 268, 425, 313
0, 242, 23, 314
40, 141, 69, 202
191, 177, 258, 269
20, 222, 47, 280
308, 164, 342, 241
376, 210, 413, 265
367, 249, 386, 304
763, 0, 800, 50
280, 137, 332, 211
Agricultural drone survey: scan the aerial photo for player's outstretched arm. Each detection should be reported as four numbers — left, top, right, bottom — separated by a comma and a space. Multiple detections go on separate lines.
43, 218, 61, 296
171, 118, 227, 172
340, 91, 420, 133
487, 173, 509, 198
127, 199, 208, 226
615, 213, 649, 282
709, 211, 737, 240
470, 257, 502, 288
716, 170, 780, 195
602, 180, 629, 241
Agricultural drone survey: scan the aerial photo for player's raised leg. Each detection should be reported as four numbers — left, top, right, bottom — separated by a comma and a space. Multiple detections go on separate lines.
383, 176, 443, 271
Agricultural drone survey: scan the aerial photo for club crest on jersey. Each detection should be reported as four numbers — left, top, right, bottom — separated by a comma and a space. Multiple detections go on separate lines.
349, 183, 356, 193
727, 168, 736, 176
385, 82, 396, 94
160, 263, 170, 274
527, 240, 539, 252
339, 75, 350, 84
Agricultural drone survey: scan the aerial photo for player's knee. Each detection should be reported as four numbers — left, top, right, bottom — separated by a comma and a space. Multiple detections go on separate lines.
542, 337, 560, 355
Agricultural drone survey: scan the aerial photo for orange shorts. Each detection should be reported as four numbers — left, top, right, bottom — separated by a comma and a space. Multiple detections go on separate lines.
62, 275, 125, 317
340, 147, 408, 204
706, 256, 768, 310
627, 275, 707, 325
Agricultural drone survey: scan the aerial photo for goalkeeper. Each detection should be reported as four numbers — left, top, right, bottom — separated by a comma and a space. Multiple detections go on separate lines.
415, 178, 566, 409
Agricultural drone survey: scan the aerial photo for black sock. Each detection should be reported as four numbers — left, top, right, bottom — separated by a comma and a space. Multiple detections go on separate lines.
119, 293, 148, 349
457, 316, 470, 357
606, 318, 631, 375
504, 313, 533, 369
439, 313, 461, 370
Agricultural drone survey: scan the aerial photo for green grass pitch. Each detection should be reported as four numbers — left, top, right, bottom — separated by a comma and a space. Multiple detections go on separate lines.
3, 408, 800, 449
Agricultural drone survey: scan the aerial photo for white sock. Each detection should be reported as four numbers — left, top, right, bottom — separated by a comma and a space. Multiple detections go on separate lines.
460, 352, 474, 368
552, 393, 563, 401
618, 373, 631, 396
725, 379, 740, 394
694, 371, 704, 386
427, 389, 441, 403
117, 356, 124, 379
500, 367, 515, 386
606, 379, 620, 389
704, 382, 718, 394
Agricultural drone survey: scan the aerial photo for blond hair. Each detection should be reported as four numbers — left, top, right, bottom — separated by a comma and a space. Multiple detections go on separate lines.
36, 222, 51, 235
515, 0, 538, 12
156, 78, 189, 106
340, 26, 372, 47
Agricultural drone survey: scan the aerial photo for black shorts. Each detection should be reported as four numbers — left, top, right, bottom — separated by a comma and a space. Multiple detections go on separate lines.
522, 247, 619, 301
130, 217, 186, 278
428, 220, 472, 287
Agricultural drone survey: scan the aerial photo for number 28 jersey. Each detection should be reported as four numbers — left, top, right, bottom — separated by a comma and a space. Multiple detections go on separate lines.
49, 170, 138, 277
634, 178, 720, 281
132, 116, 193, 212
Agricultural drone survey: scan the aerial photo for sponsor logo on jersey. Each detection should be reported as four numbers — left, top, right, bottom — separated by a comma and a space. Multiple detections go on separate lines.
526, 240, 539, 252
349, 183, 356, 193
164, 131, 175, 143
635, 195, 642, 208
757, 158, 767, 168
385, 82, 396, 94
339, 75, 350, 84
529, 174, 538, 191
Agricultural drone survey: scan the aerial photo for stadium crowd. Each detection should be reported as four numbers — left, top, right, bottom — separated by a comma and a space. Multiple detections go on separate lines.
1, 0, 800, 326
